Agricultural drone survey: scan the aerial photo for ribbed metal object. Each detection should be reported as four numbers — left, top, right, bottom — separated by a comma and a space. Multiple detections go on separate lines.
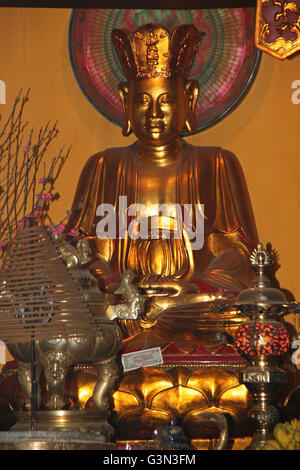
0, 226, 98, 343
0, 431, 116, 450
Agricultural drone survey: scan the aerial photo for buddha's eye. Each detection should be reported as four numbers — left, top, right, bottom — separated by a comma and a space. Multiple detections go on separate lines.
159, 94, 175, 105
134, 93, 150, 104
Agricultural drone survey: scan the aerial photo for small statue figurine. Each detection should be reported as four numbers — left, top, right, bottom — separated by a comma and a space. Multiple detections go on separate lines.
49, 229, 92, 269
106, 270, 146, 321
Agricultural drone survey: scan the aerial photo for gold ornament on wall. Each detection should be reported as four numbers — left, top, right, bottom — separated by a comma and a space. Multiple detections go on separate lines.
255, 0, 300, 59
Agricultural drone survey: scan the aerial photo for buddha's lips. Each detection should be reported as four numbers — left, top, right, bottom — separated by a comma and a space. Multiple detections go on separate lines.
146, 121, 164, 131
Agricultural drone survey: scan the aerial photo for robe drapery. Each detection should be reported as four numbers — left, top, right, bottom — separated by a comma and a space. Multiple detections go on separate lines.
66, 141, 258, 292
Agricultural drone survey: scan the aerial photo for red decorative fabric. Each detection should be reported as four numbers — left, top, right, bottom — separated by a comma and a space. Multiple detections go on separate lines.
162, 342, 247, 365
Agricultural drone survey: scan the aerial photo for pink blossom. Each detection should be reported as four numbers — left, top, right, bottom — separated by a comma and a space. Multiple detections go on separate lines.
28, 212, 42, 224
40, 193, 53, 201
0, 241, 4, 249
17, 218, 25, 228
51, 223, 65, 236
17, 217, 30, 228
23, 145, 30, 154
38, 177, 47, 184
68, 229, 79, 237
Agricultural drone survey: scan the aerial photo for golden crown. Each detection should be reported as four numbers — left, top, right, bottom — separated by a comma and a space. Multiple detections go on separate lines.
112, 23, 205, 80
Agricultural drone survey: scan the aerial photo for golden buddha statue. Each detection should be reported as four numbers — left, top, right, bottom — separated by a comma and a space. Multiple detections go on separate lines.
65, 23, 259, 441
67, 23, 258, 338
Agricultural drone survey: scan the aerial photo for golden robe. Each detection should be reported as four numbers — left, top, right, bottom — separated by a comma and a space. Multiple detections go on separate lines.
66, 141, 258, 293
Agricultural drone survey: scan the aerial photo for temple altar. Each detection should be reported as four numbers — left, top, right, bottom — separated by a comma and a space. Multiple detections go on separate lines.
0, 6, 299, 451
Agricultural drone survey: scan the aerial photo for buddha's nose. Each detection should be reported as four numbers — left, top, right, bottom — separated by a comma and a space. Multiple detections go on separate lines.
148, 99, 163, 119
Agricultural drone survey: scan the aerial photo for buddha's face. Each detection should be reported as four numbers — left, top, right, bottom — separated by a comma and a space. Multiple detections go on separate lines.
120, 77, 198, 146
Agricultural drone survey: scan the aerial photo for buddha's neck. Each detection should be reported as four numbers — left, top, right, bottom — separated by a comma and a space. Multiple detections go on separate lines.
137, 138, 183, 167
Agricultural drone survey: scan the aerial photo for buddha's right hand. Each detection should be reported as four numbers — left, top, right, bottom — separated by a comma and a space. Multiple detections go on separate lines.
138, 274, 199, 296
139, 290, 234, 328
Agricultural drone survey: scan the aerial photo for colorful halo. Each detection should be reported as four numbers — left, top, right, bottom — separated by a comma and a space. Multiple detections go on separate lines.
69, 8, 261, 134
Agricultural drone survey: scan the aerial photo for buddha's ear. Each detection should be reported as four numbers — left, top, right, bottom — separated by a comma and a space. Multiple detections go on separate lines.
119, 82, 132, 137
184, 79, 199, 134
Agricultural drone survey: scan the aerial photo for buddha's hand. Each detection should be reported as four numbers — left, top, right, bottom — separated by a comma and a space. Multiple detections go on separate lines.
138, 290, 233, 328
138, 274, 199, 296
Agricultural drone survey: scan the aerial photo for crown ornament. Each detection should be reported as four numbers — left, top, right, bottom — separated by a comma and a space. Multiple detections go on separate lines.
249, 242, 272, 267
112, 23, 205, 80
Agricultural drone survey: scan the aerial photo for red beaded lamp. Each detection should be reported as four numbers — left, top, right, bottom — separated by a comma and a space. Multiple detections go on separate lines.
235, 320, 289, 358
231, 243, 300, 450
234, 244, 292, 362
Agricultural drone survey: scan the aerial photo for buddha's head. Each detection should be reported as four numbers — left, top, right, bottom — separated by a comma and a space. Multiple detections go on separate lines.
112, 24, 205, 146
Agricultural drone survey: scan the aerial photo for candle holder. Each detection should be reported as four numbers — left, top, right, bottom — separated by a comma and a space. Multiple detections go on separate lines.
222, 243, 300, 450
